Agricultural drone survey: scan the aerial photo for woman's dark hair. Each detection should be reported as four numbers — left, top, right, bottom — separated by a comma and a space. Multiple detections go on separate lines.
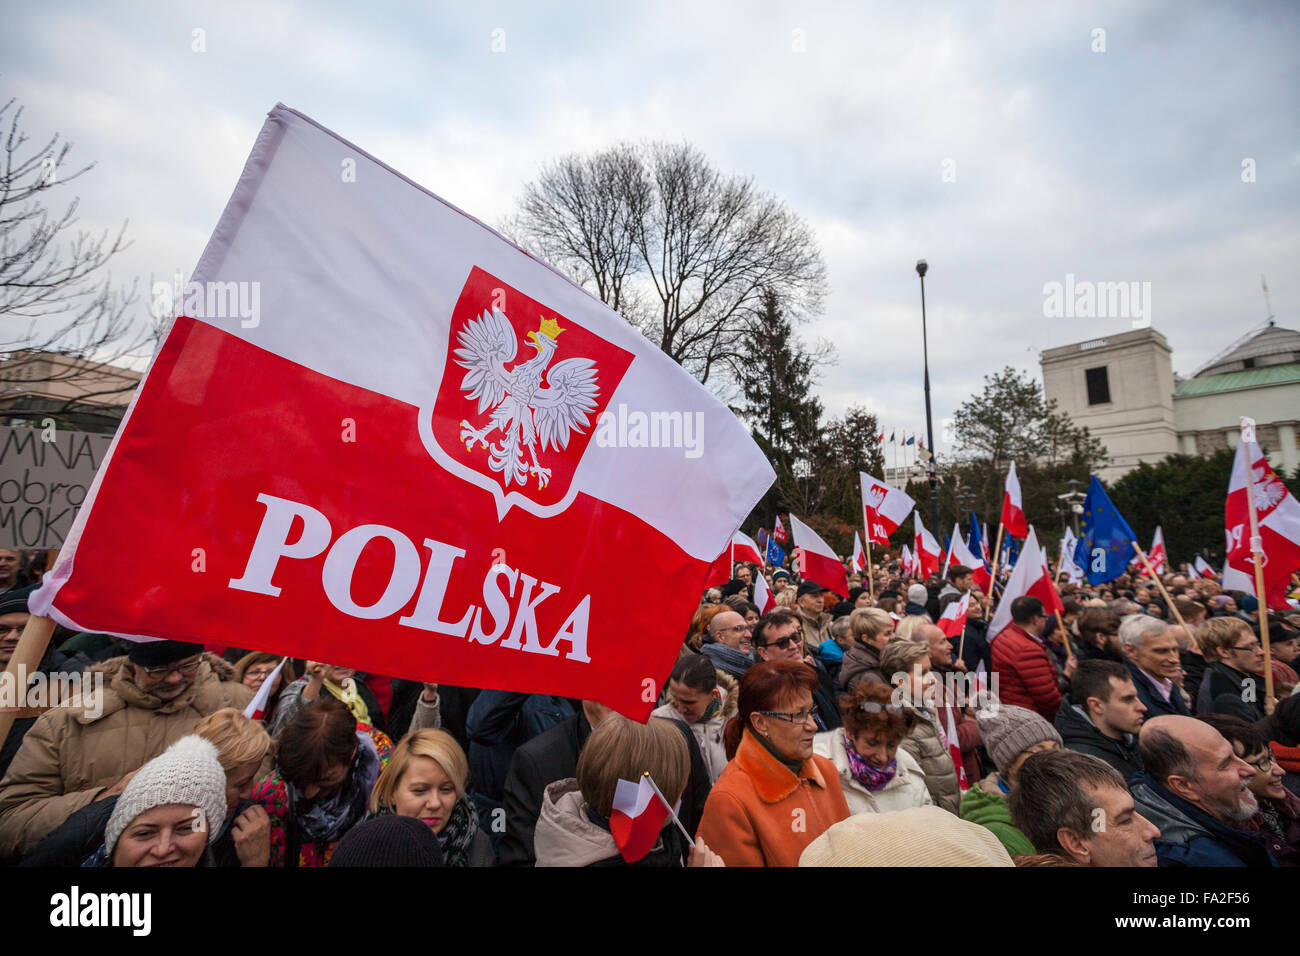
723, 660, 819, 758
669, 654, 717, 693
1199, 714, 1267, 757
839, 681, 916, 741
276, 695, 358, 789
1262, 694, 1300, 748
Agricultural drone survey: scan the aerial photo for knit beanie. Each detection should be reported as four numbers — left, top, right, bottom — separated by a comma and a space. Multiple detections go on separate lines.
976, 704, 1063, 773
907, 584, 928, 605
0, 584, 34, 617
328, 815, 445, 867
105, 735, 228, 855
799, 805, 1014, 866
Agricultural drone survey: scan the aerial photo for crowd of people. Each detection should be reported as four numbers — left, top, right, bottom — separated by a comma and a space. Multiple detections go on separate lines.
1, 543, 1299, 868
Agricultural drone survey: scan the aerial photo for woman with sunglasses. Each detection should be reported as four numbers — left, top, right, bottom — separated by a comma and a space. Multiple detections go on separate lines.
697, 660, 850, 866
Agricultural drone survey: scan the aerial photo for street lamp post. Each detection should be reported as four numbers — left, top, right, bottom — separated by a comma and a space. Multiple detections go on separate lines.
917, 259, 940, 532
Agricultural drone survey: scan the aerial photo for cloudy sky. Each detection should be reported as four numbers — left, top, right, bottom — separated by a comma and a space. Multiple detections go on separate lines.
4, 0, 1297, 456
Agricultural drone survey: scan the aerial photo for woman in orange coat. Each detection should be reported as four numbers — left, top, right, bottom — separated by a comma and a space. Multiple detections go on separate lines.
698, 659, 850, 866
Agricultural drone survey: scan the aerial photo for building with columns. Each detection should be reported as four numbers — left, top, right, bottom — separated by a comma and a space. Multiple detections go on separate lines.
1040, 323, 1300, 483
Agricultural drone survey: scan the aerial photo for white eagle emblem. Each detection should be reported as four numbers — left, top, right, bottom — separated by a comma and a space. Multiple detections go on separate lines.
454, 309, 599, 489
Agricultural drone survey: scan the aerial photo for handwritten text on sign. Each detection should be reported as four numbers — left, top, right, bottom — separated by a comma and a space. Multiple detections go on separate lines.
0, 426, 113, 548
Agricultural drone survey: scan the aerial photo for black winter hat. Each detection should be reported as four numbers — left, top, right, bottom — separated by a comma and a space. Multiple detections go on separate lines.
126, 639, 206, 667
0, 584, 35, 617
328, 815, 445, 867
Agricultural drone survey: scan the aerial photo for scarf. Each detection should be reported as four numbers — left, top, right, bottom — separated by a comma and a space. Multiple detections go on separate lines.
288, 731, 381, 843
701, 642, 753, 677
842, 732, 897, 791
436, 796, 481, 867
698, 689, 723, 723
1256, 801, 1286, 842
323, 677, 371, 726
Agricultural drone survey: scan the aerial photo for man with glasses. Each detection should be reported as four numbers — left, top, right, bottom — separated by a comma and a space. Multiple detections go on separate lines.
753, 609, 840, 731
0, 638, 252, 861
1194, 617, 1273, 721
700, 610, 755, 680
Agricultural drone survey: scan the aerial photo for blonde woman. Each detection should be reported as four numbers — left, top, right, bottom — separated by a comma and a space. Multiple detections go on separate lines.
880, 639, 960, 814
371, 729, 494, 866
194, 708, 275, 866
839, 608, 895, 691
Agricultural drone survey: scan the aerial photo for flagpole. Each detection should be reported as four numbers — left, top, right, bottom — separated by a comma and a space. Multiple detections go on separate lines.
1131, 541, 1192, 639
643, 771, 694, 843
1239, 452, 1276, 701
866, 537, 875, 603
0, 614, 57, 743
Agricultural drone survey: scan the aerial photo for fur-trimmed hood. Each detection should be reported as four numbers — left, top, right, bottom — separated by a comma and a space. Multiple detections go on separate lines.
72, 651, 248, 723
662, 668, 738, 723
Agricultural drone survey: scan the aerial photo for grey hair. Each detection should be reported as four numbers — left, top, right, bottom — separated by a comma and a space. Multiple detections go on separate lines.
1118, 613, 1167, 650
828, 617, 852, 642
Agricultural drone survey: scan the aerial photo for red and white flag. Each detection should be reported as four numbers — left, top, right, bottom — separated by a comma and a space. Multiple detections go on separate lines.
860, 472, 915, 546
1193, 555, 1217, 580
731, 530, 764, 568
29, 106, 774, 721
937, 591, 970, 639
1129, 526, 1167, 576
610, 775, 673, 862
789, 513, 848, 598
913, 512, 941, 579
943, 523, 983, 582
773, 516, 788, 543
900, 543, 916, 578
1000, 461, 1028, 538
851, 532, 867, 574
1059, 528, 1084, 585
943, 705, 970, 791
753, 571, 775, 614
1223, 430, 1300, 609
241, 657, 286, 721
989, 529, 1060, 638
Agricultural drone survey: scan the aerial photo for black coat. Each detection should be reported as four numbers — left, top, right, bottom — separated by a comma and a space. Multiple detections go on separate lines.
1180, 650, 1207, 709
497, 711, 711, 867
1054, 695, 1144, 781
1126, 661, 1191, 719
1197, 662, 1266, 721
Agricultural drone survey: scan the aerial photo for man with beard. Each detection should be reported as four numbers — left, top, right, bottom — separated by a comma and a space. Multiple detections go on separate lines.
1129, 715, 1276, 867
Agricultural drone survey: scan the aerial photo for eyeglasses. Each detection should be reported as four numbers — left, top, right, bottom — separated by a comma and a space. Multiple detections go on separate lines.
717, 623, 752, 635
758, 709, 818, 725
141, 657, 202, 679
1231, 642, 1261, 653
1246, 753, 1275, 772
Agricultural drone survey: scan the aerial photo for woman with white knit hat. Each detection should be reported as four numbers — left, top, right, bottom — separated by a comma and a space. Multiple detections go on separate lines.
83, 735, 228, 867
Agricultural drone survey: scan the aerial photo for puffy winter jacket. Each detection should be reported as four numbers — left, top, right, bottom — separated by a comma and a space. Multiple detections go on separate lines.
990, 623, 1061, 721
898, 704, 961, 815
959, 775, 1035, 856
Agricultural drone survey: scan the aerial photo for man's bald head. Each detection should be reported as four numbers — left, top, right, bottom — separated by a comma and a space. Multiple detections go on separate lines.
708, 610, 752, 651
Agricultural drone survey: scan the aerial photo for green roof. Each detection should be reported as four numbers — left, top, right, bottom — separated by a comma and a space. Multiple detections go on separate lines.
1175, 362, 1300, 397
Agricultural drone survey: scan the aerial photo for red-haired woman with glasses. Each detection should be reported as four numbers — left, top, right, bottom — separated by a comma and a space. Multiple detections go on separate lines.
697, 660, 849, 866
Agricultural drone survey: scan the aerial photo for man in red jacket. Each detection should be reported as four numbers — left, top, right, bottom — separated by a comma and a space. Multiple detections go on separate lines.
991, 597, 1074, 722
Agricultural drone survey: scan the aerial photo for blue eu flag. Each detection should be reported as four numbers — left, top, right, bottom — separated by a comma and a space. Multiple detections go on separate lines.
766, 538, 786, 567
1072, 476, 1137, 584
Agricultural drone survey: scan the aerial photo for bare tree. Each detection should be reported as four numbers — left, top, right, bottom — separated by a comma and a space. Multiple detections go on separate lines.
504, 141, 827, 384
0, 97, 147, 412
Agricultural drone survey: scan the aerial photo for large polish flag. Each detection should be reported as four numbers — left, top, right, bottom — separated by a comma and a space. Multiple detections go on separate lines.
989, 529, 1060, 638
790, 513, 848, 597
861, 473, 914, 546
1000, 461, 1028, 538
913, 512, 941, 579
1223, 432, 1300, 609
944, 523, 983, 580
28, 105, 774, 721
